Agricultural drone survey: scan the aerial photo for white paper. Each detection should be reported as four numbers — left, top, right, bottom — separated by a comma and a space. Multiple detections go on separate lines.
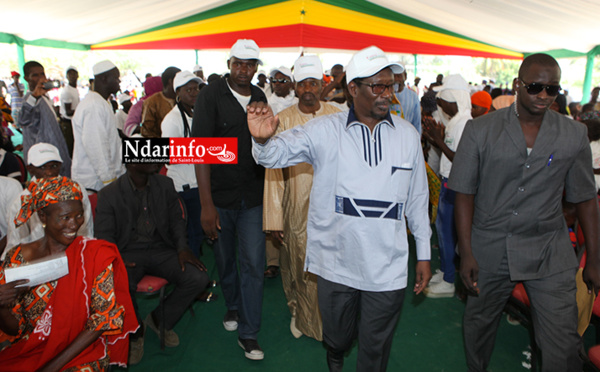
4, 252, 69, 287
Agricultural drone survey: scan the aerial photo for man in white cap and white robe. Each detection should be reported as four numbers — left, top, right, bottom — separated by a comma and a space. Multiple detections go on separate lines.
71, 60, 124, 191
266, 66, 296, 115
248, 45, 431, 372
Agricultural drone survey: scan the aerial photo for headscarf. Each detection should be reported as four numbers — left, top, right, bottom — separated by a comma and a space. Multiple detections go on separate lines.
471, 91, 493, 114
15, 176, 83, 227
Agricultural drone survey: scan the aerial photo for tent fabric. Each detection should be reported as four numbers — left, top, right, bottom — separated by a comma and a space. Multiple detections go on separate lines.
91, 0, 521, 59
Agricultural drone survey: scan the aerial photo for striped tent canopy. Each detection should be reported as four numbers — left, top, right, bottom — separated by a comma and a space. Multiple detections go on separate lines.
92, 0, 522, 60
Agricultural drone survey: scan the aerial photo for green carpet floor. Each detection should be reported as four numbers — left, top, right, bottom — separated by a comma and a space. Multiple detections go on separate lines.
115, 235, 596, 371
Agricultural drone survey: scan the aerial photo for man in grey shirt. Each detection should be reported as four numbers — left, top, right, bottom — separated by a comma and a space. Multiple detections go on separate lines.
450, 53, 600, 371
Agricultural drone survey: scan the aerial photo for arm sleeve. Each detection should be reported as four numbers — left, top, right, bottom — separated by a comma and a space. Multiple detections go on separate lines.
141, 100, 161, 138
161, 110, 182, 138
251, 123, 317, 169
191, 88, 216, 138
263, 168, 285, 231
412, 95, 422, 136
77, 186, 94, 238
17, 94, 40, 128
565, 126, 598, 203
94, 191, 118, 245
85, 264, 125, 335
448, 121, 480, 195
165, 178, 189, 252
404, 139, 431, 261
124, 101, 143, 137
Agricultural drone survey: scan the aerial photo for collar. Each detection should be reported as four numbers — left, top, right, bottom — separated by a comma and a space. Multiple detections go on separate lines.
126, 173, 150, 192
345, 105, 395, 130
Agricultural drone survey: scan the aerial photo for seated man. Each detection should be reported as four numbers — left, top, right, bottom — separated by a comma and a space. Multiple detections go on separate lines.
3, 142, 93, 259
94, 162, 209, 365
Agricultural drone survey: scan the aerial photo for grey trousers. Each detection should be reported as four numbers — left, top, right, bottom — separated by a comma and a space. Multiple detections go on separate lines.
317, 276, 405, 372
463, 255, 580, 372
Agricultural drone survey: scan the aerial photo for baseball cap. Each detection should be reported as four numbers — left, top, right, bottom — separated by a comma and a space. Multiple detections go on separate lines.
293, 55, 323, 82
93, 60, 117, 76
10, 71, 20, 77
345, 46, 404, 83
65, 65, 78, 76
192, 65, 202, 72
28, 143, 63, 166
229, 39, 263, 65
117, 93, 132, 105
173, 70, 202, 91
270, 66, 293, 81
432, 74, 470, 92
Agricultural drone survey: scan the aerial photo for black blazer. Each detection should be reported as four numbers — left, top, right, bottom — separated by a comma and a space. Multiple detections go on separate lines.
94, 173, 188, 252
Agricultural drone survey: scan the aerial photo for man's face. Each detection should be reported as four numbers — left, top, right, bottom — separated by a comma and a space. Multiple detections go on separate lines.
592, 87, 600, 102
296, 78, 322, 107
437, 97, 458, 118
331, 65, 343, 78
436, 74, 443, 84
28, 161, 62, 179
516, 63, 561, 117
67, 70, 78, 86
350, 68, 394, 122
106, 68, 121, 95
228, 57, 258, 87
471, 104, 487, 119
394, 73, 406, 93
194, 70, 204, 80
272, 72, 293, 97
12, 75, 20, 85
25, 66, 46, 92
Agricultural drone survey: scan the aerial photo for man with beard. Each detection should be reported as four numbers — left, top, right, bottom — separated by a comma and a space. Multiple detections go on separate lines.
263, 55, 340, 340
192, 39, 267, 361
71, 60, 124, 191
450, 53, 600, 371
248, 46, 431, 371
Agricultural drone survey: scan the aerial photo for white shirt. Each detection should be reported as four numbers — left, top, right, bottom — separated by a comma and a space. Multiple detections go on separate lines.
3, 179, 93, 259
439, 112, 472, 179
115, 109, 128, 132
267, 91, 298, 115
161, 106, 198, 192
60, 85, 80, 120
252, 110, 431, 291
71, 91, 125, 191
0, 176, 22, 240
590, 140, 600, 191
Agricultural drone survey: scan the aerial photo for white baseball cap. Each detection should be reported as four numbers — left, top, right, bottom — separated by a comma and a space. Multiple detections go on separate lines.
432, 74, 470, 92
293, 55, 323, 82
270, 66, 293, 81
93, 60, 117, 76
345, 46, 404, 83
173, 70, 203, 91
28, 143, 63, 166
192, 64, 202, 72
117, 93, 132, 104
65, 65, 78, 76
229, 39, 263, 65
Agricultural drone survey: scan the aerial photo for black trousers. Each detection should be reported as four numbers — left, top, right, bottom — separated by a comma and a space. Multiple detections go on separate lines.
317, 276, 405, 372
122, 245, 208, 330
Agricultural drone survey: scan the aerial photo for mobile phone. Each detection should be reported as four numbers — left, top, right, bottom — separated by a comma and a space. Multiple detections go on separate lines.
43, 80, 60, 90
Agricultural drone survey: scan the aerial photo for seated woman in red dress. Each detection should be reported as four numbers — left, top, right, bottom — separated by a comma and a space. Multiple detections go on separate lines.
0, 176, 138, 371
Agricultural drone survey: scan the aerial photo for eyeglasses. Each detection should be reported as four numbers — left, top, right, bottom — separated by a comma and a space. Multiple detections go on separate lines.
355, 81, 394, 95
271, 79, 290, 84
519, 79, 561, 96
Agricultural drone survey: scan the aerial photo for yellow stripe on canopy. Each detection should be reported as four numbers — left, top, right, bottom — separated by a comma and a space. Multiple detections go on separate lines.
93, 0, 520, 58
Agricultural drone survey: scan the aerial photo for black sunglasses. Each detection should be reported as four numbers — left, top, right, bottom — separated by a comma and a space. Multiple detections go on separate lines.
519, 79, 561, 96
271, 79, 290, 84
355, 81, 394, 95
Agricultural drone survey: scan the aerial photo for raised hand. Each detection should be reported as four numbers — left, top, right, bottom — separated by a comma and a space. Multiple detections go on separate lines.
247, 101, 279, 144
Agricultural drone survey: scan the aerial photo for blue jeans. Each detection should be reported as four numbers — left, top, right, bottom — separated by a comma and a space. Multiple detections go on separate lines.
179, 188, 205, 257
435, 178, 457, 283
214, 202, 265, 339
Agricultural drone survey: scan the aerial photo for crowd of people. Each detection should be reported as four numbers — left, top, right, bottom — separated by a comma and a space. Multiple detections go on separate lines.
0, 37, 599, 372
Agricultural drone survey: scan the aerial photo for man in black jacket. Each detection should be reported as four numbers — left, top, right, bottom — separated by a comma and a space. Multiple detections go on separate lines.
95, 162, 208, 364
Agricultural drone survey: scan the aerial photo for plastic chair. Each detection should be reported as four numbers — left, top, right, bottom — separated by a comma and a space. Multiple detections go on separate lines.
136, 275, 169, 349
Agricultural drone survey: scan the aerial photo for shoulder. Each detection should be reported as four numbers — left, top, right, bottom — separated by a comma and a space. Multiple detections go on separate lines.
250, 85, 267, 101
151, 174, 176, 190
322, 102, 343, 114
98, 176, 124, 199
390, 115, 419, 139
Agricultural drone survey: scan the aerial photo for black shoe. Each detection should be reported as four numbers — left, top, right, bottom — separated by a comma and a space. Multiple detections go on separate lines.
238, 337, 264, 360
223, 310, 239, 331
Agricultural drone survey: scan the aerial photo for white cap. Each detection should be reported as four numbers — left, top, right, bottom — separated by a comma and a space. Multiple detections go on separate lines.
27, 143, 63, 166
192, 64, 202, 72
93, 60, 117, 76
257, 70, 267, 77
293, 56, 323, 82
173, 70, 202, 91
229, 39, 262, 65
65, 65, 78, 76
271, 66, 293, 81
432, 74, 470, 92
117, 93, 132, 104
345, 46, 404, 83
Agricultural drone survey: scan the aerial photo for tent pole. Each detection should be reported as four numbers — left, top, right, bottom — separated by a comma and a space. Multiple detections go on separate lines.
581, 49, 596, 104
195, 49, 199, 65
413, 54, 417, 78
581, 52, 595, 104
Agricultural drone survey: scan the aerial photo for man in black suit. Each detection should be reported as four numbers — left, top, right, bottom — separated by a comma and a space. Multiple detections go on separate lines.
95, 162, 209, 364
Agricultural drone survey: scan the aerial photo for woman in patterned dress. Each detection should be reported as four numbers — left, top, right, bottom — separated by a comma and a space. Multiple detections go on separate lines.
0, 176, 137, 371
